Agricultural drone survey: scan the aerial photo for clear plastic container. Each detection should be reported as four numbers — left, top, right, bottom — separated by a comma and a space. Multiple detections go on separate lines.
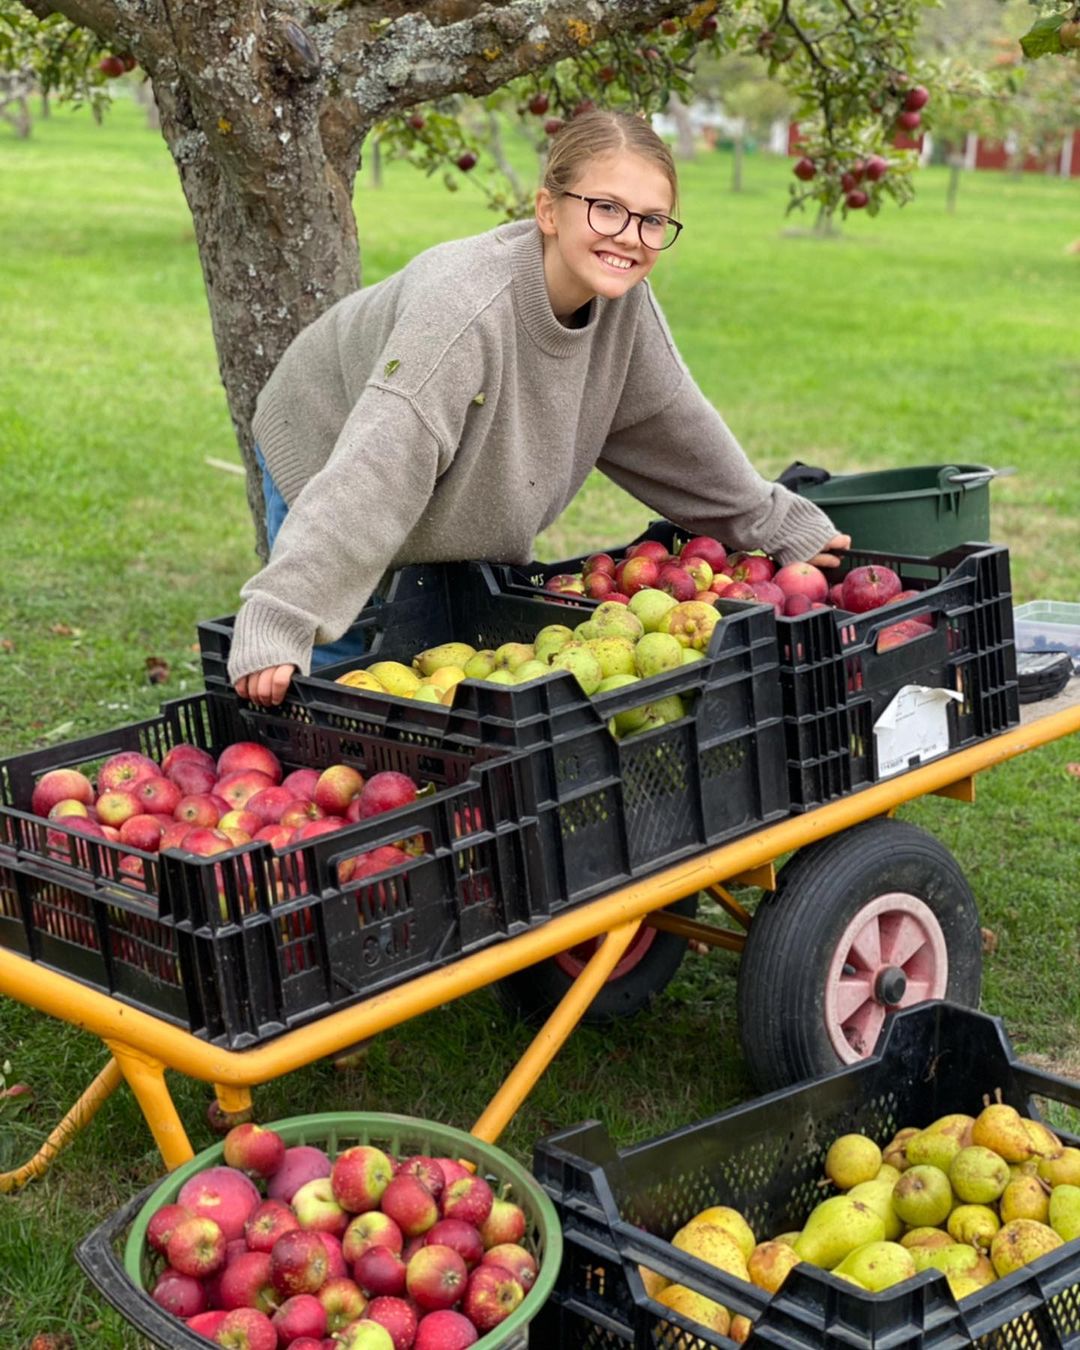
1013, 599, 1080, 660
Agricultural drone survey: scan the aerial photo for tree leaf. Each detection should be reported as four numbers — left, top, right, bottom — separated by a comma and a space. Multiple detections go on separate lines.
1020, 14, 1067, 60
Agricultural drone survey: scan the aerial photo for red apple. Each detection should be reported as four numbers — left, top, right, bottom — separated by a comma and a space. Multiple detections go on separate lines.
318, 1230, 349, 1279
162, 743, 217, 779
293, 817, 347, 844
728, 552, 776, 584
440, 1175, 493, 1228
245, 1198, 300, 1252
219, 1249, 277, 1312
381, 1173, 439, 1237
293, 1176, 349, 1236
905, 84, 929, 111
425, 1218, 484, 1269
129, 775, 182, 816
581, 552, 616, 578
432, 1159, 472, 1188
784, 594, 813, 617
773, 561, 829, 603
364, 1295, 419, 1350
606, 591, 631, 604
177, 1166, 261, 1241
679, 536, 727, 574
280, 799, 325, 830
219, 807, 262, 836
160, 819, 194, 851
681, 557, 715, 592
625, 540, 671, 563
267, 1145, 332, 1204
462, 1262, 523, 1332
174, 793, 223, 827
614, 555, 660, 596
151, 1267, 207, 1318
217, 741, 283, 784
314, 765, 366, 816
478, 1199, 527, 1250
224, 1122, 286, 1178
413, 1308, 478, 1349
169, 760, 219, 797
182, 826, 234, 858
481, 1242, 538, 1291
213, 1306, 278, 1350
95, 789, 142, 828
147, 1202, 195, 1255
167, 1215, 227, 1278
717, 580, 757, 602
318, 1275, 368, 1332
272, 1293, 328, 1345
828, 581, 847, 608
186, 1310, 230, 1339
217, 770, 276, 811
406, 1244, 468, 1311
355, 1244, 407, 1297
270, 1228, 331, 1298
31, 768, 94, 818
337, 1321, 396, 1350
583, 571, 616, 600
244, 785, 300, 826
395, 1155, 445, 1200
793, 156, 817, 182
353, 772, 418, 820
544, 573, 585, 595
47, 798, 89, 820
97, 751, 160, 793
254, 822, 294, 851
841, 564, 903, 612
331, 1144, 395, 1214
655, 564, 697, 602
282, 767, 321, 799
750, 580, 786, 616
118, 813, 166, 851
342, 1210, 405, 1264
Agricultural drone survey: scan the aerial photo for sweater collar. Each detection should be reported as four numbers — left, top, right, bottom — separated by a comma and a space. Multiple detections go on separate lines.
506, 222, 607, 358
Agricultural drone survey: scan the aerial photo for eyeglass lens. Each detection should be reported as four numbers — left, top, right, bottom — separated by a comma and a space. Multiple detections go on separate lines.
587, 199, 679, 250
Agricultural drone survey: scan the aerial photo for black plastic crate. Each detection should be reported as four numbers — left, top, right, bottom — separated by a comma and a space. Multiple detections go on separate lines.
0, 694, 544, 1048
531, 1001, 1080, 1349
490, 523, 1020, 811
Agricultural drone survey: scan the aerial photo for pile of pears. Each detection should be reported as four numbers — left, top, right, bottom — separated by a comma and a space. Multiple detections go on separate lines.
335, 589, 721, 740
638, 1099, 1080, 1345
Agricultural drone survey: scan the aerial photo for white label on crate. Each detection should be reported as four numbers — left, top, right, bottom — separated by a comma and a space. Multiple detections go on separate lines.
874, 685, 962, 779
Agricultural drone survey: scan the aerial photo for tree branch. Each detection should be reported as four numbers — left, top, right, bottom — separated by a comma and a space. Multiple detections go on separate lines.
20, 0, 171, 68
329, 0, 709, 124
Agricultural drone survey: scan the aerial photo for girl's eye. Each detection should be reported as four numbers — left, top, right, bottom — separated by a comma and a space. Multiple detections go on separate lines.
642, 214, 666, 228
593, 201, 623, 217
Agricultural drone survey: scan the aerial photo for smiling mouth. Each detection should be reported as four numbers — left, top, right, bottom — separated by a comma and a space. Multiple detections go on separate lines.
597, 251, 635, 271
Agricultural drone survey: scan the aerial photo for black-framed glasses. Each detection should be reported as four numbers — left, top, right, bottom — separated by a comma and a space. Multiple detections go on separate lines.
561, 191, 683, 250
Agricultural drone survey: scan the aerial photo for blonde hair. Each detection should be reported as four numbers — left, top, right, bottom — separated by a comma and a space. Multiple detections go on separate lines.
542, 109, 679, 212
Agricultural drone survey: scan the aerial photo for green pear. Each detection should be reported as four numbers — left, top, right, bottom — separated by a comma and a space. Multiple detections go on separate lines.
947, 1203, 1001, 1250
412, 642, 476, 677
595, 676, 652, 738
903, 1230, 956, 1270
493, 642, 535, 672
825, 1134, 882, 1190
574, 620, 598, 641
875, 1163, 901, 1184
949, 1146, 1010, 1205
747, 1239, 802, 1294
511, 659, 551, 683
412, 684, 446, 704
628, 587, 678, 633
590, 601, 644, 643
847, 1178, 903, 1240
634, 631, 683, 679
586, 636, 637, 679
833, 1240, 916, 1292
645, 693, 685, 725
550, 644, 603, 695
882, 1126, 919, 1172
463, 649, 497, 679
619, 711, 667, 739
681, 646, 705, 664
971, 1103, 1035, 1164
990, 1218, 1063, 1277
999, 1174, 1050, 1224
892, 1165, 953, 1228
481, 668, 515, 685
533, 625, 575, 663
792, 1195, 886, 1270
1048, 1183, 1080, 1242
922, 1243, 984, 1279
905, 1131, 964, 1173
1038, 1146, 1080, 1188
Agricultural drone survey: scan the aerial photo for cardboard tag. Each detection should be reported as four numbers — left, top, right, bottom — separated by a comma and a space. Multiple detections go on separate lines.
874, 685, 963, 779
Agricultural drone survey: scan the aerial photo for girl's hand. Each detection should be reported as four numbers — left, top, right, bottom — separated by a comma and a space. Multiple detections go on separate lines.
235, 664, 297, 707
808, 533, 851, 568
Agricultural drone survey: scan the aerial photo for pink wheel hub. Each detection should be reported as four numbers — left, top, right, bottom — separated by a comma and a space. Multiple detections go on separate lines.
824, 892, 949, 1063
553, 925, 658, 982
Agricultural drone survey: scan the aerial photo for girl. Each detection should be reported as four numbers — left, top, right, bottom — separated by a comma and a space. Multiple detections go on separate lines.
232, 109, 848, 706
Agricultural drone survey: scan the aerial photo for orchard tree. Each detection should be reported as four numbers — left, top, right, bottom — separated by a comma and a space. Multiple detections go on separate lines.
4, 0, 1076, 548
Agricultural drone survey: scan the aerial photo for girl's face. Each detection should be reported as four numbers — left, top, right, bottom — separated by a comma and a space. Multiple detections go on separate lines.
536, 150, 675, 321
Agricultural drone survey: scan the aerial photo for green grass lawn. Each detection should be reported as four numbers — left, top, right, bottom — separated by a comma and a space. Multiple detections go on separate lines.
0, 96, 1078, 1348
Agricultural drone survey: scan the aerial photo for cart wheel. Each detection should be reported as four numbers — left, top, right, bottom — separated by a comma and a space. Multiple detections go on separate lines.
736, 818, 982, 1092
495, 895, 698, 1025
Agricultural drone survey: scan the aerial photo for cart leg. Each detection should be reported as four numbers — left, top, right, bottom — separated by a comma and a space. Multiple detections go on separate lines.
0, 1056, 124, 1193
107, 1041, 194, 1170
471, 918, 643, 1145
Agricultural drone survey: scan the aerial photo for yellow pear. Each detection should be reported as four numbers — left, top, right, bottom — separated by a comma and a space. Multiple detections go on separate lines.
901, 1227, 955, 1253
637, 1265, 669, 1300
412, 642, 476, 677
366, 661, 422, 697
422, 664, 468, 693
875, 1163, 902, 1185
947, 1273, 985, 1300
949, 1145, 1010, 1205
655, 1283, 730, 1340
412, 683, 446, 705
511, 659, 551, 684
882, 1126, 920, 1171
847, 1178, 903, 1240
833, 1240, 916, 1292
905, 1129, 965, 1173
684, 1206, 755, 1260
463, 650, 498, 679
1048, 1183, 1080, 1242
990, 1219, 1064, 1277
825, 1134, 883, 1190
892, 1165, 953, 1228
1038, 1146, 1080, 1188
1022, 1116, 1064, 1160
923, 1243, 984, 1280
999, 1174, 1050, 1225
947, 1204, 1001, 1250
335, 668, 387, 692
671, 1222, 750, 1282
493, 642, 535, 672
793, 1195, 886, 1270
971, 1103, 1035, 1164
729, 1313, 753, 1343
747, 1239, 801, 1293
533, 625, 575, 662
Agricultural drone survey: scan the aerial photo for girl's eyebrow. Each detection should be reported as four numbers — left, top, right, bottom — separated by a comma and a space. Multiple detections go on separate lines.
584, 189, 673, 214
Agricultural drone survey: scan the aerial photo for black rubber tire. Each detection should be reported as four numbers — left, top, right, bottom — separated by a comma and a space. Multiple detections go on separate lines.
736, 818, 982, 1093
495, 894, 698, 1025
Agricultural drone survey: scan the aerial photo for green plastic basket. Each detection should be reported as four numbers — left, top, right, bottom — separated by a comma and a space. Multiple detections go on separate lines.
79, 1111, 562, 1349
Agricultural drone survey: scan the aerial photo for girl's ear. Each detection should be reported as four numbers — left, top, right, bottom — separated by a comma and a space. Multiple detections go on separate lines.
535, 187, 558, 237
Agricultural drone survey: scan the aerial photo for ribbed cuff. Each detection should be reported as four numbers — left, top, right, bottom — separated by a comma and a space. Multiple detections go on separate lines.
226, 597, 319, 682
768, 490, 841, 567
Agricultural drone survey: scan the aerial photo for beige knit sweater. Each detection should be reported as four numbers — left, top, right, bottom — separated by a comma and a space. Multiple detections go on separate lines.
230, 219, 836, 679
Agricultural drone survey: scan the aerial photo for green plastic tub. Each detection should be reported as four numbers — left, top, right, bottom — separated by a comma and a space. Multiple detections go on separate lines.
795, 463, 1006, 554
76, 1111, 562, 1350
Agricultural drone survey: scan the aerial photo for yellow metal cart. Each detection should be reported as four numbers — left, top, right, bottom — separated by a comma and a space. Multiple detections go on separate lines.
2, 690, 1077, 1190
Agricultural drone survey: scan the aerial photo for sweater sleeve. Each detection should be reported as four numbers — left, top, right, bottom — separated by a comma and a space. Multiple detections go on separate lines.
228, 385, 442, 681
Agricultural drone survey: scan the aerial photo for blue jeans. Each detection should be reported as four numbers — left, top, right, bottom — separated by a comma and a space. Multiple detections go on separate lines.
255, 446, 368, 670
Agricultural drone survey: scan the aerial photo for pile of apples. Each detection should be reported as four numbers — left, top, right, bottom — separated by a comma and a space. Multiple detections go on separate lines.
146, 1120, 542, 1349
635, 1099, 1080, 1344
27, 739, 423, 890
